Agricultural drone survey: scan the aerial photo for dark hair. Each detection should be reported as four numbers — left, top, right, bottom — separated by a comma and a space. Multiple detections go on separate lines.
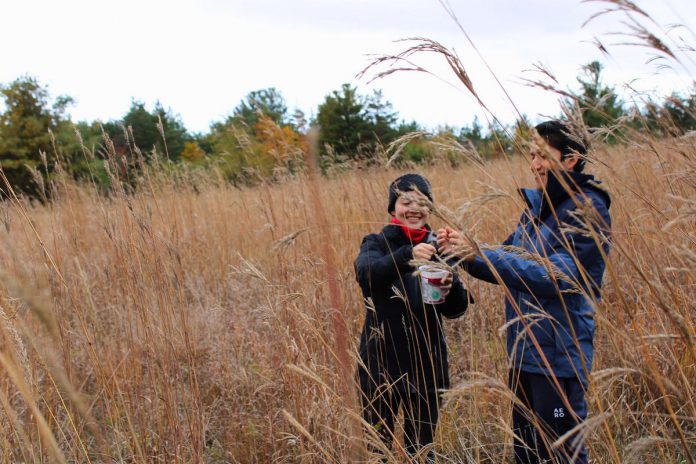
534, 120, 588, 172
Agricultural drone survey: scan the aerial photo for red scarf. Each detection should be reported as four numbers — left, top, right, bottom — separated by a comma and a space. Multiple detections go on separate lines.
391, 217, 428, 244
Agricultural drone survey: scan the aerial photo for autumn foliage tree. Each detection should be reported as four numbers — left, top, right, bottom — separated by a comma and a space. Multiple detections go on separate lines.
252, 114, 306, 176
231, 88, 289, 129
201, 88, 307, 183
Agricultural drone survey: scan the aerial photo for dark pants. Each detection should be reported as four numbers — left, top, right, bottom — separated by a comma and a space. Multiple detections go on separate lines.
510, 369, 589, 464
361, 384, 439, 461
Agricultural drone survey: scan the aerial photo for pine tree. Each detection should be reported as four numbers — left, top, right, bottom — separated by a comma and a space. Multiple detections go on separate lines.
0, 75, 72, 196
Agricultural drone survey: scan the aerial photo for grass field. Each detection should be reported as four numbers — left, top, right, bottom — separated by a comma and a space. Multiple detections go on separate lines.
0, 126, 693, 463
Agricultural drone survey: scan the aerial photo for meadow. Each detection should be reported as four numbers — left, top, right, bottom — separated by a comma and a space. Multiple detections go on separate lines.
0, 121, 693, 463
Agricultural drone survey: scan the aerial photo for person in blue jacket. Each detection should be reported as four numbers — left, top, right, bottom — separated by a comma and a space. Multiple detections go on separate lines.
355, 173, 472, 461
438, 121, 611, 463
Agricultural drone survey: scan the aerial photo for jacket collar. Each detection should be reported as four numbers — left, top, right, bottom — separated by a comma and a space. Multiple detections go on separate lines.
519, 170, 610, 221
519, 188, 542, 216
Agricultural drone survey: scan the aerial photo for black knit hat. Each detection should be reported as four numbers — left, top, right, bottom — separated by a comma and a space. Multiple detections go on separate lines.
387, 173, 433, 213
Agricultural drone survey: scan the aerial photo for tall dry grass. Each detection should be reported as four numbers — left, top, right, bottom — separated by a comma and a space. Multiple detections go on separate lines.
0, 2, 694, 461
0, 124, 693, 462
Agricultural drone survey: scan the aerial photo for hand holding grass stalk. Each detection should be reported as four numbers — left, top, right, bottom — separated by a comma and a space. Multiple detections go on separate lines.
437, 226, 479, 262
412, 242, 437, 261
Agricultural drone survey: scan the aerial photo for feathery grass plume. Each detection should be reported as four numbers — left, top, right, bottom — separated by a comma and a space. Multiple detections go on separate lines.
359, 36, 523, 160
553, 412, 613, 462
519, 73, 578, 101
453, 183, 512, 225
663, 194, 696, 230
389, 284, 408, 305
383, 130, 430, 167
358, 37, 471, 89
615, 22, 677, 59
272, 227, 310, 252
487, 244, 581, 289
358, 37, 502, 123
625, 436, 694, 464
155, 114, 170, 161
583, 0, 696, 75
26, 163, 47, 203
229, 253, 270, 282
443, 372, 519, 405
581, 0, 649, 26
591, 365, 639, 380
428, 136, 486, 167
282, 409, 339, 463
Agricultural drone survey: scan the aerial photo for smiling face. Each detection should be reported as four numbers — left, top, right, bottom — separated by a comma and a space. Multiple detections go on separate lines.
392, 192, 430, 229
530, 140, 578, 189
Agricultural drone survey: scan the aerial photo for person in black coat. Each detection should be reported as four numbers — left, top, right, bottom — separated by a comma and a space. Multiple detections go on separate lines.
354, 173, 472, 460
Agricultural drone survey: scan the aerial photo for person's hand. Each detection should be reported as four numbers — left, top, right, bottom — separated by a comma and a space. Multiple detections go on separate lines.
439, 272, 453, 297
437, 227, 477, 262
436, 228, 449, 250
412, 243, 436, 261
436, 227, 463, 255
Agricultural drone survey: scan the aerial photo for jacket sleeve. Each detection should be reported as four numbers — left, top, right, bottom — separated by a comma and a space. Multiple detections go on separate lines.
466, 200, 610, 298
437, 272, 472, 319
354, 234, 413, 291
465, 229, 516, 284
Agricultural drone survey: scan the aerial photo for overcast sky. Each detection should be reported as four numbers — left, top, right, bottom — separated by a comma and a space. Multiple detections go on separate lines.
3, 0, 695, 134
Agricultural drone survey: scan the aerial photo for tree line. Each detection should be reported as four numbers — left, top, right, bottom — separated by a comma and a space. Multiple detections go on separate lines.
1, 61, 695, 197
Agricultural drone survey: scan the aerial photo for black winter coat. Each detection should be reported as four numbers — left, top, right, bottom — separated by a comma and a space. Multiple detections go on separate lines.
355, 223, 471, 394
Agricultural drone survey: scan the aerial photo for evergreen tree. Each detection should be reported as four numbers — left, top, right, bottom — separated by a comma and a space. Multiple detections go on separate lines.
365, 89, 398, 145
661, 88, 696, 135
315, 83, 398, 161
0, 75, 72, 196
109, 100, 189, 161
570, 61, 625, 130
152, 102, 189, 159
232, 88, 288, 129
457, 116, 484, 146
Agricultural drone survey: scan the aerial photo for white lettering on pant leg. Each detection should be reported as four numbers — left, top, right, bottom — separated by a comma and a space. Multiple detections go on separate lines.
554, 408, 565, 418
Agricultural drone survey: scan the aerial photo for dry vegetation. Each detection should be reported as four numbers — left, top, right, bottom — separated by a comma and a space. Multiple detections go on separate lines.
0, 124, 693, 463
1, 3, 695, 460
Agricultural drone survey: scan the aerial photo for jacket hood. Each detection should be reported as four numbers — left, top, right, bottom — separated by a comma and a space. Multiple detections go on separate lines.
520, 171, 611, 219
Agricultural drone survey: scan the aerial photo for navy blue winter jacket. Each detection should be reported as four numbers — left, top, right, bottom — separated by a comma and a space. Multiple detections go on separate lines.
355, 224, 471, 394
465, 171, 611, 385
